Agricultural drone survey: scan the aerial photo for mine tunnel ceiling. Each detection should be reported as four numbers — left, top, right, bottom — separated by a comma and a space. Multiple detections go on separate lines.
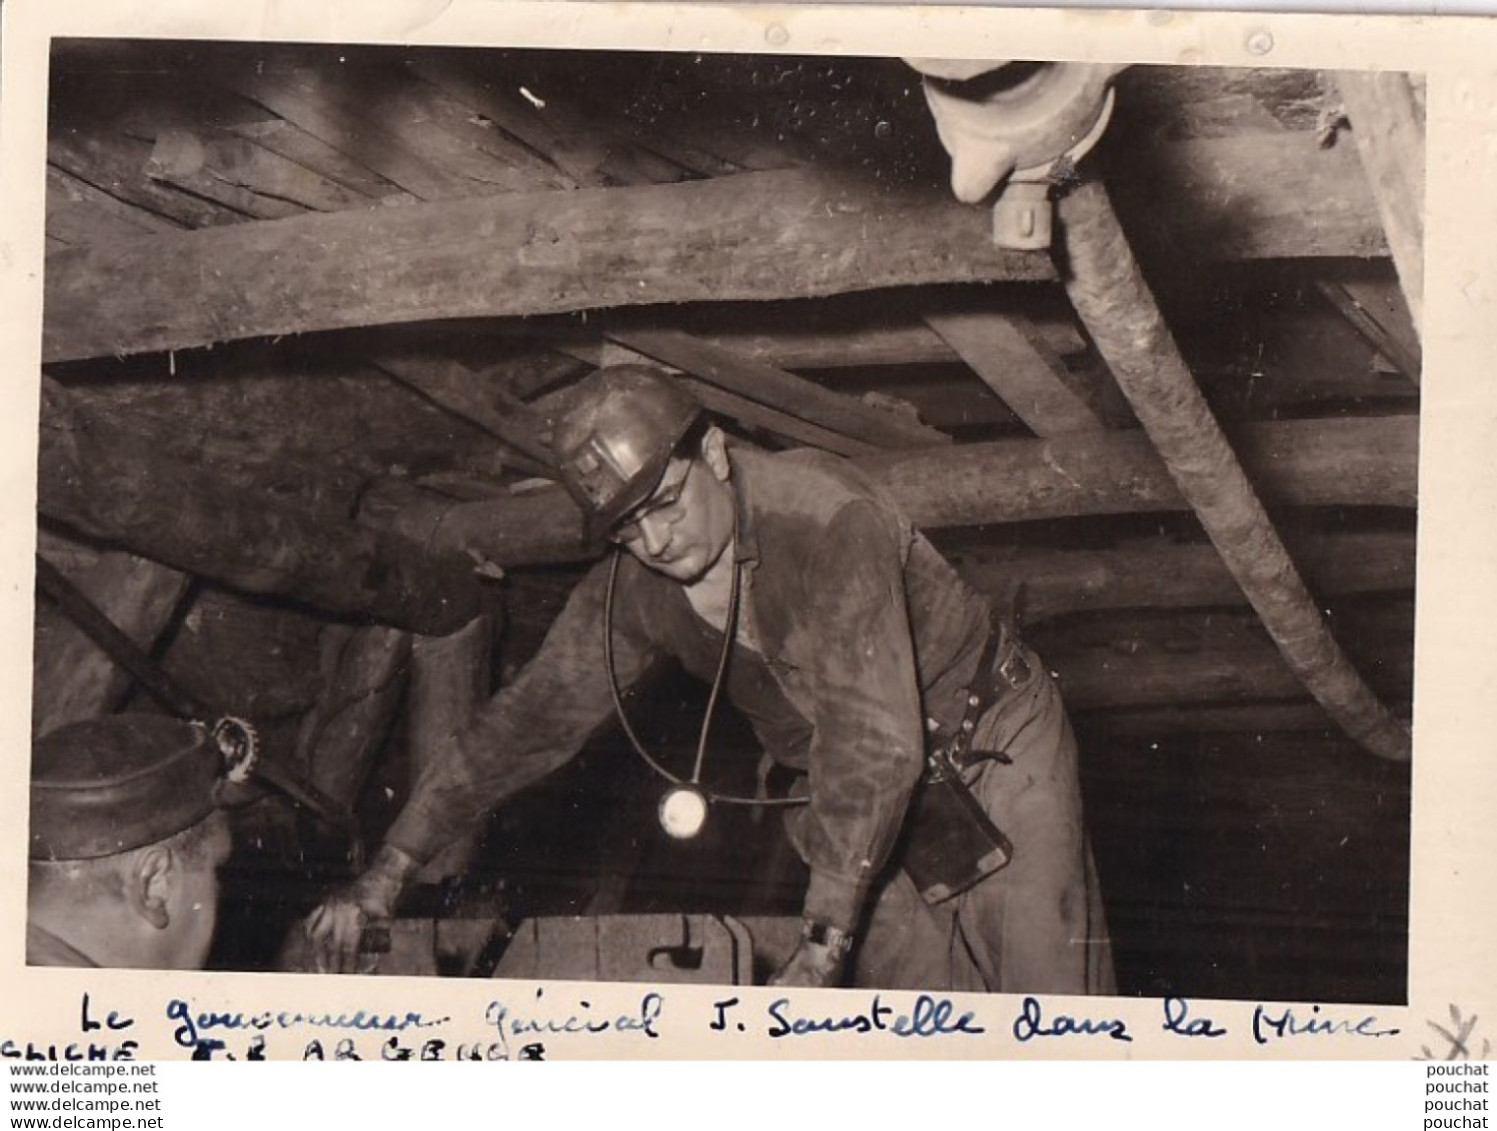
37, 41, 1420, 747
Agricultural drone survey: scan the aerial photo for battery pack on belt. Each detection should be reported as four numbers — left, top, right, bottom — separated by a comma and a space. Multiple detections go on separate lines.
901, 622, 1032, 904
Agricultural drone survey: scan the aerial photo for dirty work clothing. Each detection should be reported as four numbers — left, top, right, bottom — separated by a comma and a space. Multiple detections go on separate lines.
848, 644, 1115, 994
388, 445, 1112, 992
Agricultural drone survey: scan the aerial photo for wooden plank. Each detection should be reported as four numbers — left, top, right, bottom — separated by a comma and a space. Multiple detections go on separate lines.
1107, 131, 1387, 260
405, 56, 615, 188
925, 311, 1106, 437
227, 118, 415, 205
38, 376, 484, 635
864, 414, 1417, 529
550, 342, 876, 455
610, 328, 952, 448
1043, 614, 1412, 711
678, 378, 878, 458
693, 321, 965, 369
43, 168, 1051, 363
148, 126, 371, 214
658, 312, 1089, 371
397, 66, 578, 190
46, 167, 179, 246
1334, 71, 1426, 333
955, 529, 1415, 625
1118, 66, 1334, 136
224, 64, 477, 202
358, 415, 1418, 569
49, 127, 249, 229
140, 128, 306, 221
1315, 281, 1420, 385
335, 60, 572, 193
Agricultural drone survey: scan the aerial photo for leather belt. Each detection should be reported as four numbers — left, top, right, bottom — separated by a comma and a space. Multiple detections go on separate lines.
929, 619, 1033, 775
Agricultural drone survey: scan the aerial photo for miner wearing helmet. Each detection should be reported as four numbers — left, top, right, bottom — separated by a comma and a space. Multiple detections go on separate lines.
308, 365, 1113, 992
28, 714, 233, 969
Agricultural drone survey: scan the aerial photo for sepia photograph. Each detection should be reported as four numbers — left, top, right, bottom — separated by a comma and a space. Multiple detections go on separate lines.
26, 35, 1421, 1014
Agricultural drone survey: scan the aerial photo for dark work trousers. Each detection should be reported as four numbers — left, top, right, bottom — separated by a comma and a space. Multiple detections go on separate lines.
850, 645, 1116, 995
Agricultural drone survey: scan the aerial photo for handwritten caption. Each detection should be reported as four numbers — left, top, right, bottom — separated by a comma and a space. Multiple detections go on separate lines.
0, 988, 1410, 1062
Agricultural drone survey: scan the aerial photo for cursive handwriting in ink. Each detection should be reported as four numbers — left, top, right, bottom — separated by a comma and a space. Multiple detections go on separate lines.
81, 995, 134, 1034
165, 999, 447, 1050
1012, 996, 1131, 1043
765, 994, 983, 1038
710, 997, 746, 1033
1252, 1003, 1400, 1045
0, 995, 139, 1061
485, 988, 663, 1058
1162, 997, 1226, 1038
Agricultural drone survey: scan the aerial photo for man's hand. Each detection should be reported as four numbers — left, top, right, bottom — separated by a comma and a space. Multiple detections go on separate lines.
303, 845, 415, 974
768, 926, 852, 988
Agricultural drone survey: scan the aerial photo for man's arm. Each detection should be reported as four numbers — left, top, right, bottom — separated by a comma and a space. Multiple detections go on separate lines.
776, 499, 926, 985
305, 558, 661, 972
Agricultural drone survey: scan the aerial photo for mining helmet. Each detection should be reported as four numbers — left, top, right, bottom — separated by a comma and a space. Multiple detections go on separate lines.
30, 714, 226, 861
553, 365, 703, 542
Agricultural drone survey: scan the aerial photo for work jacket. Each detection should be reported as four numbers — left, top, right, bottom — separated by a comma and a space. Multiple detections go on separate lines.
388, 446, 994, 933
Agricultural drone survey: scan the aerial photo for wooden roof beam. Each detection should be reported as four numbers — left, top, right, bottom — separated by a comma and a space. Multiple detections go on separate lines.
608, 328, 952, 449
554, 339, 881, 456
1315, 275, 1421, 386
1042, 606, 1412, 712
1105, 130, 1388, 260
359, 414, 1417, 569
957, 529, 1415, 626
925, 311, 1111, 437
1333, 71, 1426, 335
43, 168, 1049, 364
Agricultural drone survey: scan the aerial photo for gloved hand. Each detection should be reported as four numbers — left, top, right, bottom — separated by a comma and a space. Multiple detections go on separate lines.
768, 930, 851, 988
303, 845, 415, 974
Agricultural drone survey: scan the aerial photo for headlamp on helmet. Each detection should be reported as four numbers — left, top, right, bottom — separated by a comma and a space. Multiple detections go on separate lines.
553, 366, 703, 542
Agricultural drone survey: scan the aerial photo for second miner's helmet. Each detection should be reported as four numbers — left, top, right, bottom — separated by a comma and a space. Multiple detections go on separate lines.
553, 365, 703, 542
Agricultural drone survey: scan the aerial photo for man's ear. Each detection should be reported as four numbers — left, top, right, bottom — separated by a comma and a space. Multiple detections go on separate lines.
701, 426, 730, 481
127, 846, 175, 931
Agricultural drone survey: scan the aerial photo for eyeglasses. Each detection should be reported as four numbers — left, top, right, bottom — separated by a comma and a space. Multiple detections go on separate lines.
610, 460, 695, 544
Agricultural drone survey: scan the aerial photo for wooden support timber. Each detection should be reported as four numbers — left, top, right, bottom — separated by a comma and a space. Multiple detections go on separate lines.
958, 529, 1415, 625
1040, 603, 1413, 712
1334, 71, 1426, 335
38, 377, 485, 635
42, 169, 1049, 363
555, 341, 879, 456
1104, 131, 1387, 261
924, 311, 1108, 437
359, 414, 1417, 569
1315, 280, 1421, 385
1056, 179, 1411, 761
608, 328, 952, 449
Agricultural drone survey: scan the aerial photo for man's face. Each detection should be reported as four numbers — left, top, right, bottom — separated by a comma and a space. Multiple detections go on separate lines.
612, 449, 735, 583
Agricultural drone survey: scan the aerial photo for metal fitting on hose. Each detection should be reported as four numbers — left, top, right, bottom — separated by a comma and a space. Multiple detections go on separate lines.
905, 59, 1125, 249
